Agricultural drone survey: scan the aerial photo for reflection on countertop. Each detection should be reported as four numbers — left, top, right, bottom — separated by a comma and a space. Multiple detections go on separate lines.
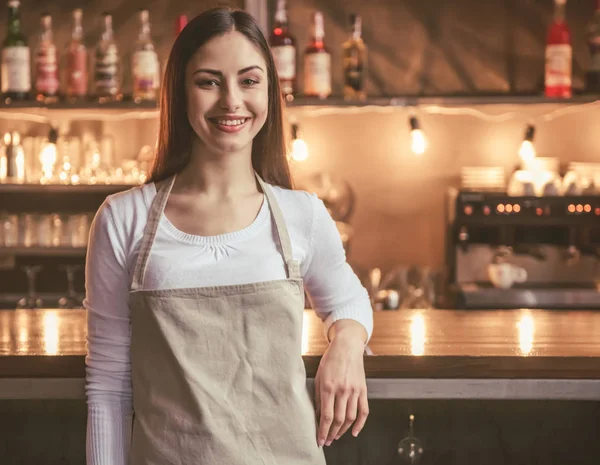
1, 308, 600, 379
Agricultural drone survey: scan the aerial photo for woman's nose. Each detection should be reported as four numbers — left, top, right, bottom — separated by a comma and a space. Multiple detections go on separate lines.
219, 83, 242, 111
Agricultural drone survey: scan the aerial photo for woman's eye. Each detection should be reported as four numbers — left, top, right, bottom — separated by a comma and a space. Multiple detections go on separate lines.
197, 79, 219, 87
242, 78, 259, 86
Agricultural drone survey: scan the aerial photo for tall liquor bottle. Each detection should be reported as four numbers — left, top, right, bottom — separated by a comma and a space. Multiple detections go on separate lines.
65, 9, 88, 101
303, 11, 331, 99
94, 12, 120, 101
132, 9, 160, 102
545, 0, 572, 98
34, 14, 59, 102
342, 14, 367, 101
586, 0, 600, 92
270, 0, 296, 99
1, 0, 30, 101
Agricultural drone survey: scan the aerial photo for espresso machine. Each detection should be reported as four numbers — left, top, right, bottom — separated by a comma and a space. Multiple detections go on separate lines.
445, 189, 600, 309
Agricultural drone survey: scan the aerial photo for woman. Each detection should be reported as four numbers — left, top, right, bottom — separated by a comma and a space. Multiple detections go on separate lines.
85, 7, 373, 465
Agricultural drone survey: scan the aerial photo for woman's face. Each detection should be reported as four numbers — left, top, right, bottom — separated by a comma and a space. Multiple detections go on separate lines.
185, 30, 269, 157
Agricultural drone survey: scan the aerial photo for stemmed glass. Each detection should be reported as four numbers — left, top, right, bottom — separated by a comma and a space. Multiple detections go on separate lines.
16, 265, 44, 309
58, 265, 84, 309
397, 414, 424, 464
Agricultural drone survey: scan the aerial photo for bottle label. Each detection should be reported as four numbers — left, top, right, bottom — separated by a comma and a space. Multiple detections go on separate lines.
304, 52, 331, 97
35, 44, 59, 95
67, 48, 88, 96
344, 48, 365, 91
95, 44, 119, 96
545, 44, 572, 87
133, 50, 159, 92
1, 46, 31, 93
272, 45, 296, 80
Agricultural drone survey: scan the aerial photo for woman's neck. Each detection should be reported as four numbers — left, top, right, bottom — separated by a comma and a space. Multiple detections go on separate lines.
175, 141, 258, 198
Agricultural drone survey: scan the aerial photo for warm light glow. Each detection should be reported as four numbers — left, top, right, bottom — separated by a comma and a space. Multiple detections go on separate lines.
43, 311, 60, 355
14, 146, 25, 182
16, 311, 29, 353
584, 204, 591, 213
568, 204, 575, 213
410, 312, 426, 356
0, 153, 6, 180
519, 140, 536, 165
39, 142, 57, 181
513, 204, 521, 213
517, 312, 535, 356
410, 129, 427, 155
301, 311, 309, 354
290, 138, 309, 162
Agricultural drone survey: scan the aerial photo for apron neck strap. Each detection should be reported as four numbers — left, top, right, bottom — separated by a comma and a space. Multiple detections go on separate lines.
131, 172, 301, 291
130, 175, 176, 291
254, 173, 300, 280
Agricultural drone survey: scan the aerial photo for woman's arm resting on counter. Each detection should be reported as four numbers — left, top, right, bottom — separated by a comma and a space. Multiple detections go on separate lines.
300, 194, 372, 448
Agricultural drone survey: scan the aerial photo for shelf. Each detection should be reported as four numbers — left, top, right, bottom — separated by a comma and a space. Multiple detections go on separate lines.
0, 183, 136, 194
0, 247, 86, 257
0, 94, 596, 113
0, 98, 158, 111
286, 93, 600, 108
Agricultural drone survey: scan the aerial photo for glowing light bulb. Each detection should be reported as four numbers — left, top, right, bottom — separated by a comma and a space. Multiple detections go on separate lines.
290, 138, 309, 162
409, 116, 427, 155
519, 124, 536, 166
289, 123, 309, 162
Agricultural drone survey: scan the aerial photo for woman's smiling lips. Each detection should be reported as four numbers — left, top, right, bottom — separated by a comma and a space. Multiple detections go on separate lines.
208, 115, 252, 133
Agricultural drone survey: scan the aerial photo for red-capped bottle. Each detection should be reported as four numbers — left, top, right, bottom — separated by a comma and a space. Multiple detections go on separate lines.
270, 0, 296, 99
545, 0, 572, 98
303, 11, 331, 99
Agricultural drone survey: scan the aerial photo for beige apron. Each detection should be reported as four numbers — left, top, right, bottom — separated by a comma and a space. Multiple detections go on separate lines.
128, 174, 327, 465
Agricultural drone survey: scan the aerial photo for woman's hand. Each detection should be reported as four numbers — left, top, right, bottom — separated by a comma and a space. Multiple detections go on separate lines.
314, 319, 369, 447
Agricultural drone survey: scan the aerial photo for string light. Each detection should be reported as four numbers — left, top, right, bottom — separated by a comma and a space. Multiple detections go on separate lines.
409, 116, 427, 155
518, 124, 536, 165
289, 123, 309, 162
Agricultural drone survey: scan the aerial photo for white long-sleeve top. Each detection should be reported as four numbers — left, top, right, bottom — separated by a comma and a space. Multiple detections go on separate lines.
84, 181, 374, 465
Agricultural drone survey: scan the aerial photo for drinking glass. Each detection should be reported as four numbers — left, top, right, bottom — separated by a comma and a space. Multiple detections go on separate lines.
58, 264, 83, 308
16, 265, 44, 309
397, 414, 424, 464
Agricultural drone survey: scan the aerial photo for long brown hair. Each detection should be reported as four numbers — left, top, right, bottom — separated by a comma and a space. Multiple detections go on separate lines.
148, 7, 292, 189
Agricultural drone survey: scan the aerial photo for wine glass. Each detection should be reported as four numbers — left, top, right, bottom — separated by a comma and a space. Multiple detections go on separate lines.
16, 265, 44, 309
397, 414, 424, 465
58, 265, 83, 309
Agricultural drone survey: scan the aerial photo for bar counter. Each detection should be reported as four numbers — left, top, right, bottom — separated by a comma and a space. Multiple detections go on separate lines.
1, 308, 599, 400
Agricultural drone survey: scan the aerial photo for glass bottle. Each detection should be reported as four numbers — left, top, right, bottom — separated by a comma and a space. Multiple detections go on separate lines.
65, 9, 88, 101
1, 0, 30, 101
343, 14, 367, 101
94, 12, 120, 101
545, 0, 572, 98
132, 9, 160, 102
270, 0, 296, 99
303, 11, 331, 99
586, 0, 600, 92
34, 13, 59, 102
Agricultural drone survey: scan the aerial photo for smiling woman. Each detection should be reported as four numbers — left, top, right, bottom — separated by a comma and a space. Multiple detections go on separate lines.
150, 8, 290, 188
84, 6, 373, 465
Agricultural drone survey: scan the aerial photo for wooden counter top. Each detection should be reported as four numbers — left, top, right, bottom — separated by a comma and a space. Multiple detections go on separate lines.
1, 308, 599, 381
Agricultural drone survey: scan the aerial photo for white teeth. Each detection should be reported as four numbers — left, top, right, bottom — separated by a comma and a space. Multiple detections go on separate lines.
216, 118, 247, 126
